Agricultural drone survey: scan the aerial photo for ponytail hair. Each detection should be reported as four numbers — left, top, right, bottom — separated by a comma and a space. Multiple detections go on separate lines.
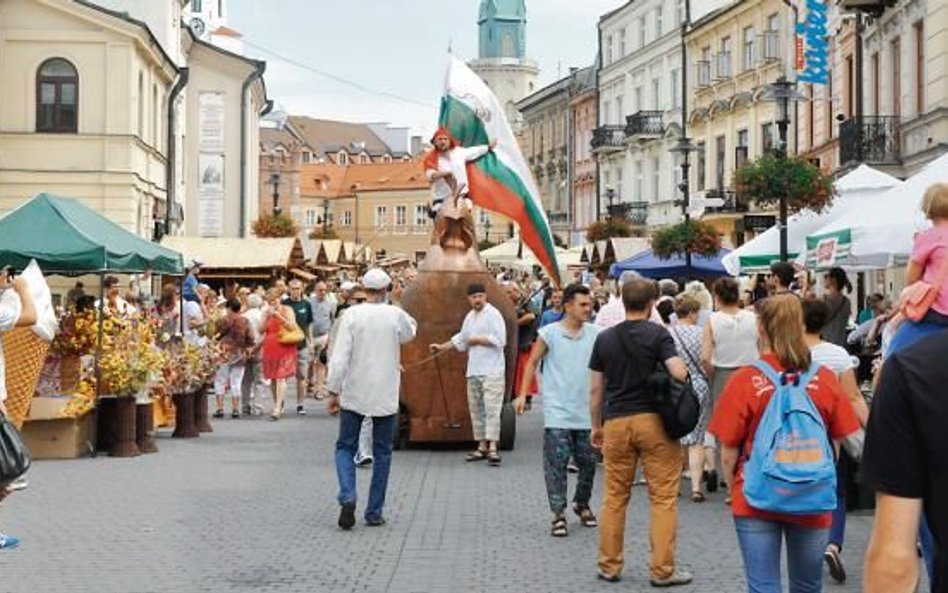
826, 267, 852, 294
758, 294, 812, 372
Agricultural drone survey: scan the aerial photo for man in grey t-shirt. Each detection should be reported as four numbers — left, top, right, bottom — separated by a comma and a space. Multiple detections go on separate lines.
308, 280, 336, 398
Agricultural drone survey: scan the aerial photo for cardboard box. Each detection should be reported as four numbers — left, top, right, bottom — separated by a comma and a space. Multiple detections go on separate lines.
20, 396, 94, 459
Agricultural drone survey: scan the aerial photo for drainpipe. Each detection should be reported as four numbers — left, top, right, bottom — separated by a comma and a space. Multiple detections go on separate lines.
240, 60, 267, 237
595, 23, 604, 221
165, 67, 189, 235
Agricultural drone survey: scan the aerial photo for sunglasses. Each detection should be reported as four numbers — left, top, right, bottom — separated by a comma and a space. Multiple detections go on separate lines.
354, 298, 367, 303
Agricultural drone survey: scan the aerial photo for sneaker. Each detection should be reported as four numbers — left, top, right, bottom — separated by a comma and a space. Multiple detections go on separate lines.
650, 569, 693, 587
231, 411, 240, 419
365, 517, 386, 527
596, 570, 621, 583
567, 460, 579, 473
296, 405, 306, 416
338, 502, 356, 530
355, 457, 374, 468
212, 410, 224, 419
0, 533, 20, 550
8, 477, 28, 491
824, 547, 847, 583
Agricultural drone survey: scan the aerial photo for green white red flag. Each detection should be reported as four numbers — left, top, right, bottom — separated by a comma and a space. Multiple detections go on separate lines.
438, 56, 560, 285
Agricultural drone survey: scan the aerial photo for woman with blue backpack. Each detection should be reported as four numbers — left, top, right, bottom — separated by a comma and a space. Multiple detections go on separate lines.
709, 294, 861, 593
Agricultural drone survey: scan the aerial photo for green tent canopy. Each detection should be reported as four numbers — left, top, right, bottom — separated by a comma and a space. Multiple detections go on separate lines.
0, 193, 184, 275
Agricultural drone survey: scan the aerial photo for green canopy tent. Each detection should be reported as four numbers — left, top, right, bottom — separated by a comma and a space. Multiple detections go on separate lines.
0, 193, 184, 275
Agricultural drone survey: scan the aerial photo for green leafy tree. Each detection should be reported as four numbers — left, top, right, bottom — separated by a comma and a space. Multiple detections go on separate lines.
734, 154, 837, 214
586, 218, 632, 242
308, 227, 339, 240
651, 220, 722, 260
252, 212, 299, 238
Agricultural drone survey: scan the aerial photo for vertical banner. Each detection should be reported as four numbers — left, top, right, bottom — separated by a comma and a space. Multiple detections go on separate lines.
198, 92, 225, 235
198, 153, 224, 237
796, 0, 829, 85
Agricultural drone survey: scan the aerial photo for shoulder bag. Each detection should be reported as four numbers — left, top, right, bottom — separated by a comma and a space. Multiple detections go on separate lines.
0, 412, 30, 486
613, 325, 700, 439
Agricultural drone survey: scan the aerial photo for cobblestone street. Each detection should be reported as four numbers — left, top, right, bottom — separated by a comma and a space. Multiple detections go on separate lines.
1, 395, 873, 593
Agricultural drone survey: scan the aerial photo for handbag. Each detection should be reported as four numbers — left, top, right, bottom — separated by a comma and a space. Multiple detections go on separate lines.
0, 412, 31, 486
278, 324, 305, 346
614, 325, 700, 439
899, 247, 948, 322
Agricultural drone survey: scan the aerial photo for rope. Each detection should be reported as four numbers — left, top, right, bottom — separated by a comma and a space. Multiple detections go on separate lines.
400, 347, 450, 372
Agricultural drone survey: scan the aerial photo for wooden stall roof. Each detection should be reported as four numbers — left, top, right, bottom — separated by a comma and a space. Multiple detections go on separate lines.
161, 236, 303, 270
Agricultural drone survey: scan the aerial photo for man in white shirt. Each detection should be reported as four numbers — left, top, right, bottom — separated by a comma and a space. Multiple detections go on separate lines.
423, 128, 495, 216
182, 284, 208, 345
430, 283, 508, 466
95, 275, 137, 318
326, 268, 417, 530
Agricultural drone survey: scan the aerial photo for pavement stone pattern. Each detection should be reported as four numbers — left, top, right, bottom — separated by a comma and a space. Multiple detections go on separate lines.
1, 392, 874, 593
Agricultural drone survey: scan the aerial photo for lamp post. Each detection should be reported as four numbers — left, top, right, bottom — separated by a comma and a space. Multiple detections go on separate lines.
604, 186, 617, 220
762, 76, 807, 262
670, 136, 697, 276
269, 172, 282, 215
483, 216, 492, 243
321, 199, 330, 235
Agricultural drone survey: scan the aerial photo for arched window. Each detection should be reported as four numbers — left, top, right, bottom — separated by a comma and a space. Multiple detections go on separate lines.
36, 58, 78, 133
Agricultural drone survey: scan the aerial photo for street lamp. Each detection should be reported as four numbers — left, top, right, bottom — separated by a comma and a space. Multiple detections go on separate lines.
761, 76, 808, 261
269, 172, 282, 215
603, 186, 617, 220
670, 136, 697, 275
320, 199, 330, 234
483, 215, 492, 243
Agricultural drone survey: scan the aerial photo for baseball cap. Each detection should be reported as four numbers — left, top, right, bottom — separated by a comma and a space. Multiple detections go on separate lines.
362, 268, 392, 291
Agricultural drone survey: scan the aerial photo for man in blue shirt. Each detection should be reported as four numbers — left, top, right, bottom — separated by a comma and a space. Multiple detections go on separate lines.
515, 283, 600, 537
182, 259, 202, 303
538, 289, 564, 328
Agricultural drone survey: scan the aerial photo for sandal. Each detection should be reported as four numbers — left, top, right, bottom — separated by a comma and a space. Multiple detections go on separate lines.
691, 492, 706, 503
487, 451, 502, 466
551, 516, 568, 537
574, 506, 598, 527
465, 449, 488, 462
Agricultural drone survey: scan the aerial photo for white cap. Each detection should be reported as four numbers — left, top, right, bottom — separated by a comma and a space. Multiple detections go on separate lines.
362, 268, 391, 290
340, 281, 357, 292
190, 258, 204, 268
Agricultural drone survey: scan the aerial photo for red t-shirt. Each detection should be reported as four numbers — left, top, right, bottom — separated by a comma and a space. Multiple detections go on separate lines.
708, 353, 861, 528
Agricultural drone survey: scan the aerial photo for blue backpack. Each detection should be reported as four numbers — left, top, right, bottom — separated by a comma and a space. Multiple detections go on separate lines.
742, 360, 837, 515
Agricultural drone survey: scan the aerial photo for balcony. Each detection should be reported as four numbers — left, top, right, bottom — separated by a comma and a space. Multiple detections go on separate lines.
703, 188, 749, 215
591, 125, 626, 154
839, 116, 901, 166
607, 201, 649, 226
840, 0, 897, 15
625, 111, 665, 140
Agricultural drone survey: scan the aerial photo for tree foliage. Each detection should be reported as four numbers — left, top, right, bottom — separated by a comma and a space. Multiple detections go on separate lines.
252, 212, 299, 238
651, 220, 722, 260
586, 218, 632, 242
308, 227, 339, 240
733, 154, 837, 214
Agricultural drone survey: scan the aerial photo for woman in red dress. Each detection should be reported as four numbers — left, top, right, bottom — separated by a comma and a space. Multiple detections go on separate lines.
261, 287, 298, 420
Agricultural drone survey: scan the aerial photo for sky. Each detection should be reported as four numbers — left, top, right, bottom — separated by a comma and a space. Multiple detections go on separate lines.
228, 0, 624, 137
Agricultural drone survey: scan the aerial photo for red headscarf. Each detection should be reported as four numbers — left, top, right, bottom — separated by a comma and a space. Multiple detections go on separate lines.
422, 127, 457, 172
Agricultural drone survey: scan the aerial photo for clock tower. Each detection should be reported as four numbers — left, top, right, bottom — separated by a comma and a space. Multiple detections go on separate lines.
468, 0, 539, 131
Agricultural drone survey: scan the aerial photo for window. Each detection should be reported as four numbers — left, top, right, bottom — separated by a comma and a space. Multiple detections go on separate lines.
743, 26, 756, 71
807, 85, 815, 149
615, 95, 623, 122
395, 205, 407, 227
761, 122, 774, 153
620, 28, 626, 57
670, 69, 680, 108
382, 154, 392, 163
915, 21, 924, 114
638, 17, 646, 47
826, 73, 834, 140
602, 100, 611, 125
696, 142, 706, 190
479, 209, 491, 226
301, 151, 311, 164
375, 205, 387, 228
718, 37, 733, 78
192, 0, 202, 12
655, 6, 663, 37
715, 135, 726, 189
137, 72, 144, 137
698, 47, 711, 86
343, 210, 352, 226
892, 37, 901, 117
651, 158, 660, 202
152, 84, 158, 145
871, 52, 880, 115
306, 209, 317, 227
634, 161, 643, 201
634, 87, 642, 113
338, 151, 348, 165
676, 0, 684, 25
736, 129, 749, 168
36, 58, 79, 133
764, 14, 780, 61
845, 55, 854, 118
651, 79, 660, 110
414, 204, 428, 227
606, 35, 614, 64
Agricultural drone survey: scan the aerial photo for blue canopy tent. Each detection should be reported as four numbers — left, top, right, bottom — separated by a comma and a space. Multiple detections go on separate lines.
609, 248, 732, 279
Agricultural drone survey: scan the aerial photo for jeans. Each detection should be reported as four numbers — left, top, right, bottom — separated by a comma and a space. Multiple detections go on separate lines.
920, 515, 935, 591
734, 517, 828, 593
354, 416, 373, 463
543, 428, 596, 515
335, 409, 396, 521
599, 413, 682, 580
828, 458, 847, 549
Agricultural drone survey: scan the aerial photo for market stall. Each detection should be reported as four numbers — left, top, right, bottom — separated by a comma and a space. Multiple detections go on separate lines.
609, 248, 732, 279
0, 193, 189, 459
161, 236, 304, 284
722, 165, 901, 275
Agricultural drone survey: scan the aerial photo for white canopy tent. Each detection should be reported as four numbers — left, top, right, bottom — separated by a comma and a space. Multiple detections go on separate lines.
721, 165, 902, 275
804, 153, 948, 270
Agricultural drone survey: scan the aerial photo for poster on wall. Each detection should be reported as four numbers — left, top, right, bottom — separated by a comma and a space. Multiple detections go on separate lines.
198, 153, 224, 237
796, 0, 829, 85
198, 92, 225, 152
